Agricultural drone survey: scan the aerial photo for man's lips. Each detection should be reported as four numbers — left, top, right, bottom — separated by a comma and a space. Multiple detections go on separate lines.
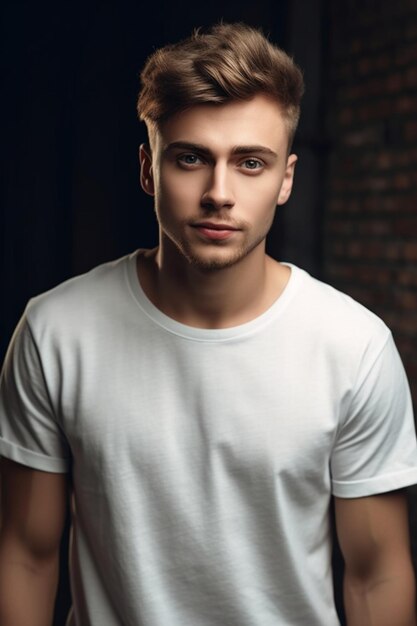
190, 222, 240, 241
192, 222, 239, 231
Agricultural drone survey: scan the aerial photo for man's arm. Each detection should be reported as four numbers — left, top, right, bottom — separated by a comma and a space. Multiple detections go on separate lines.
0, 457, 69, 626
335, 490, 416, 626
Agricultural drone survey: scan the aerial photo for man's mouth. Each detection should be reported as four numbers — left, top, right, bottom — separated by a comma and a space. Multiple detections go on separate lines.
191, 222, 240, 241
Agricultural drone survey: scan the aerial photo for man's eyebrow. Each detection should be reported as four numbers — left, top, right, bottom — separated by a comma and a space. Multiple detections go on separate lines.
163, 142, 212, 155
231, 145, 278, 158
163, 141, 278, 158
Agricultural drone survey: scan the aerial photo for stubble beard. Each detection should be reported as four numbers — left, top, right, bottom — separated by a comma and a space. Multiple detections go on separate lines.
174, 229, 269, 273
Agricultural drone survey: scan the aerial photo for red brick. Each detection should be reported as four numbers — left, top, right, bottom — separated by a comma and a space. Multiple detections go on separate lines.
327, 221, 355, 235
394, 173, 413, 189
358, 57, 372, 75
347, 240, 387, 259
327, 198, 345, 213
386, 74, 404, 93
395, 95, 417, 113
401, 195, 417, 212
363, 196, 384, 212
374, 52, 390, 71
325, 264, 355, 283
367, 176, 390, 192
357, 102, 389, 122
403, 242, 417, 261
405, 121, 417, 141
367, 77, 387, 96
405, 65, 417, 87
386, 242, 402, 260
406, 22, 417, 40
353, 266, 392, 285
393, 217, 417, 236
395, 315, 417, 335
342, 126, 382, 147
379, 196, 402, 212
395, 335, 416, 359
397, 269, 417, 287
396, 42, 417, 65
395, 291, 417, 310
329, 241, 347, 257
395, 149, 417, 166
357, 220, 390, 236
338, 107, 354, 125
339, 62, 354, 80
376, 152, 393, 169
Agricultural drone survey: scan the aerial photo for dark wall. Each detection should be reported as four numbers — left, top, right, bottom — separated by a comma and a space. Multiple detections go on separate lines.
324, 0, 417, 408
322, 0, 417, 614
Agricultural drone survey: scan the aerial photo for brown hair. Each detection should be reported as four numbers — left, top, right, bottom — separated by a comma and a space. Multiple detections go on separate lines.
137, 22, 304, 147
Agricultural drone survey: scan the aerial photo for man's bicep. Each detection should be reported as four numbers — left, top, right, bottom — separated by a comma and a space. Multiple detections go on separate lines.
0, 457, 69, 559
334, 490, 412, 577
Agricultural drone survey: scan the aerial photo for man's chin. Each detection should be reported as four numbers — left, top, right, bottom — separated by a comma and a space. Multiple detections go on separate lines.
171, 232, 267, 272
182, 248, 247, 272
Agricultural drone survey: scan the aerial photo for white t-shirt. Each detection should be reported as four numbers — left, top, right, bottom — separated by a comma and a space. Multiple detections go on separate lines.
1, 251, 417, 626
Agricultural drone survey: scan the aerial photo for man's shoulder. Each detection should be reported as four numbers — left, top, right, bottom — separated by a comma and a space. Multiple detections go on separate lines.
26, 252, 135, 333
289, 264, 390, 352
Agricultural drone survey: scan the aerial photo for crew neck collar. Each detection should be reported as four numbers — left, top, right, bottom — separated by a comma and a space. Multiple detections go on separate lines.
125, 250, 302, 342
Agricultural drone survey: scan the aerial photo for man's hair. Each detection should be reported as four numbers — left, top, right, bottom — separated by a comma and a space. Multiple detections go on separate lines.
137, 22, 304, 148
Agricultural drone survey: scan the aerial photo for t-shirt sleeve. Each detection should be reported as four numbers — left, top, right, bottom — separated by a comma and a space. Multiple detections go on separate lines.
0, 313, 70, 473
331, 331, 417, 497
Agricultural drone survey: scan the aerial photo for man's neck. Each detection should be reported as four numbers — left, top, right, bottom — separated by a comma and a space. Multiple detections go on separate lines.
137, 245, 290, 329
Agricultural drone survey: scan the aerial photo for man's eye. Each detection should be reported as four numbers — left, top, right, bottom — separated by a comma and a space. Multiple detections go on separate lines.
242, 159, 263, 170
178, 154, 202, 166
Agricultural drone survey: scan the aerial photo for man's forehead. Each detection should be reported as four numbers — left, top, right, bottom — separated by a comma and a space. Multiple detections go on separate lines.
167, 97, 284, 125
156, 97, 288, 153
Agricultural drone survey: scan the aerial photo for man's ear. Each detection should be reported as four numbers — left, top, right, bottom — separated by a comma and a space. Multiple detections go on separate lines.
277, 154, 297, 206
139, 143, 155, 196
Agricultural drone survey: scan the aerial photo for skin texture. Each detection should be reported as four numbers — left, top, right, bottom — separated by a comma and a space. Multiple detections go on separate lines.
335, 491, 416, 625
0, 458, 69, 626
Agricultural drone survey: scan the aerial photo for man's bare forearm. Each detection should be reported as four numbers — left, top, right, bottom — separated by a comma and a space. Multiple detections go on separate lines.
344, 568, 417, 626
0, 542, 59, 626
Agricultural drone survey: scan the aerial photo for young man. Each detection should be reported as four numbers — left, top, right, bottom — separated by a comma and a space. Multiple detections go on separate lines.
0, 22, 417, 626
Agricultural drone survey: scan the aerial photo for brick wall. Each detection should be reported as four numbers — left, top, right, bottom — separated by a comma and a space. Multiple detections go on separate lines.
324, 0, 417, 406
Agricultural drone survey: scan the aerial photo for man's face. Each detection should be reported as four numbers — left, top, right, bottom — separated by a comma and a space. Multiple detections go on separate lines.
140, 94, 297, 271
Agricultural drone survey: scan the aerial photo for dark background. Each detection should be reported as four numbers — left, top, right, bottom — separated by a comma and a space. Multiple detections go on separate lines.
2, 1, 417, 624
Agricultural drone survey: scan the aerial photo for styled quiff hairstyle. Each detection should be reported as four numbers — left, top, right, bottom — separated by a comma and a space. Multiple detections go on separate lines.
137, 22, 304, 148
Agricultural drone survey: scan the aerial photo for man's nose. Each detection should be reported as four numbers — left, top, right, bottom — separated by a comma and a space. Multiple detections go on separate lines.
200, 164, 235, 210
